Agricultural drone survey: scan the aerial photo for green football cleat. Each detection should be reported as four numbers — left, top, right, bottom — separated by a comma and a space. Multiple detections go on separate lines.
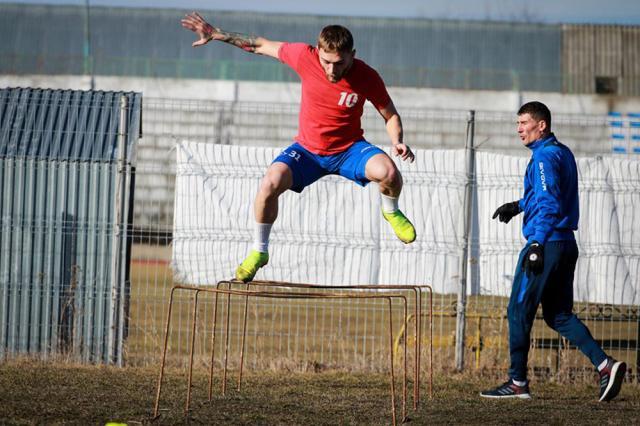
383, 209, 416, 244
235, 250, 269, 282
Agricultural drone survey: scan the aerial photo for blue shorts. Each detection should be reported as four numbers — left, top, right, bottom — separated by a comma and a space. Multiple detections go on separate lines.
273, 140, 386, 193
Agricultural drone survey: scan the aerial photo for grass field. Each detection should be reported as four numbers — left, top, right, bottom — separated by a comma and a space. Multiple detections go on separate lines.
1, 247, 638, 424
1, 359, 638, 425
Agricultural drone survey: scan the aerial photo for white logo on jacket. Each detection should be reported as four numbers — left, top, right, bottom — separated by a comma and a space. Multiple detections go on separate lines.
538, 162, 547, 191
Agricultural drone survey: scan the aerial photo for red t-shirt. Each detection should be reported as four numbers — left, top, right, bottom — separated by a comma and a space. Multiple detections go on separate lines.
278, 42, 392, 155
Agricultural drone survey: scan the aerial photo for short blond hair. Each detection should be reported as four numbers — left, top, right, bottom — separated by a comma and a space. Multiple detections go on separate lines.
317, 25, 354, 53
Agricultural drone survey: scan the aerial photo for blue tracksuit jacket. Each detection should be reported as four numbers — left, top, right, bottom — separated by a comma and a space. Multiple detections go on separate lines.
507, 134, 607, 381
517, 133, 579, 245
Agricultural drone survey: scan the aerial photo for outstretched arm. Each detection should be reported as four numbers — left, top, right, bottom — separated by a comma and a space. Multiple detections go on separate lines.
181, 12, 283, 59
377, 100, 415, 163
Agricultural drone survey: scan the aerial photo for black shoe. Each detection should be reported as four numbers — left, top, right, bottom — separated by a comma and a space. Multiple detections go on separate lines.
480, 379, 532, 399
599, 358, 626, 402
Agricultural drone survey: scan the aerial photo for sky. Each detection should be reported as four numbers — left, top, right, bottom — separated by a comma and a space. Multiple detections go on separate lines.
3, 0, 640, 25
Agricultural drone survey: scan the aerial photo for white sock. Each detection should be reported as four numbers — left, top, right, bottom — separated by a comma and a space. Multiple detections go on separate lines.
252, 222, 272, 253
597, 358, 609, 371
381, 193, 399, 214
512, 379, 527, 387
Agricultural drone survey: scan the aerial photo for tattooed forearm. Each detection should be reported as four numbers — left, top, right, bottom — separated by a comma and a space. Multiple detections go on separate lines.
211, 28, 258, 52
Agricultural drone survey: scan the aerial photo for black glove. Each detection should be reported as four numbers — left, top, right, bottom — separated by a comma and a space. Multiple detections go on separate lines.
524, 242, 544, 275
492, 201, 521, 223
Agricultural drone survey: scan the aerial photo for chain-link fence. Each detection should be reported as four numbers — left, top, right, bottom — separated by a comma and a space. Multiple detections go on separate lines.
1, 92, 636, 381
124, 98, 639, 384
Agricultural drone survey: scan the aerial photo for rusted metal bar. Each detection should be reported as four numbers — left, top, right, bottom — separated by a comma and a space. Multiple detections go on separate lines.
207, 283, 220, 401
152, 286, 177, 419
154, 284, 414, 425
222, 290, 231, 395
185, 290, 200, 415
238, 283, 250, 391
235, 280, 433, 407
387, 297, 396, 426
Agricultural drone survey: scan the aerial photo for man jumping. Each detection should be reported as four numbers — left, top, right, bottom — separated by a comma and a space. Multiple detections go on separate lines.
182, 12, 416, 282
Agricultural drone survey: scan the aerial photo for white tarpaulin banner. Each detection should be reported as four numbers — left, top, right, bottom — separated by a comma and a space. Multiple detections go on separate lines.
173, 142, 640, 305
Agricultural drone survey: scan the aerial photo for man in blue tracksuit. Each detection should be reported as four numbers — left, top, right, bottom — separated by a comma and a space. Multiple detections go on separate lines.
480, 101, 626, 401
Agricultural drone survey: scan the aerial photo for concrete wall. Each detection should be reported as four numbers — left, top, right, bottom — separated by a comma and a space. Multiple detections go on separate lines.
2, 74, 640, 114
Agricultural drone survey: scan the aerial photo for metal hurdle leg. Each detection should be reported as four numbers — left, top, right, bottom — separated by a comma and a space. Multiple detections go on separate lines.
209, 280, 250, 394
208, 281, 235, 398
207, 284, 220, 401
424, 286, 433, 399
386, 297, 397, 426
238, 282, 250, 391
402, 297, 408, 422
185, 290, 201, 415
153, 286, 206, 418
222, 288, 232, 395
429, 286, 433, 399
415, 289, 421, 409
411, 286, 433, 404
152, 287, 177, 419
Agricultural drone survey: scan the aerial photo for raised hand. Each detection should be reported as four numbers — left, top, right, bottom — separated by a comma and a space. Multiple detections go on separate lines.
181, 12, 260, 53
392, 143, 415, 163
181, 12, 216, 47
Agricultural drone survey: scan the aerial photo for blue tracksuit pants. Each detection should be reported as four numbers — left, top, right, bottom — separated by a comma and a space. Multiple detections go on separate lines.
508, 240, 607, 381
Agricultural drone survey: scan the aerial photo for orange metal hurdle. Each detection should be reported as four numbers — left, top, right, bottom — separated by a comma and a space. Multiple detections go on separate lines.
152, 284, 411, 425
219, 280, 434, 409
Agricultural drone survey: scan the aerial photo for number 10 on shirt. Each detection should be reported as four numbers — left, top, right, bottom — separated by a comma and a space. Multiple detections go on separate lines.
338, 92, 358, 107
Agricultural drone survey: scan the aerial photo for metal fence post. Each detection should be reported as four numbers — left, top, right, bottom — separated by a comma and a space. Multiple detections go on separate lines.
455, 110, 476, 372
108, 95, 128, 365
636, 314, 640, 384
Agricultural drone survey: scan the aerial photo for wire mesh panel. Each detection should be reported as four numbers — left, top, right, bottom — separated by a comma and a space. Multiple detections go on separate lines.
471, 151, 640, 379
127, 101, 469, 371
107, 98, 640, 383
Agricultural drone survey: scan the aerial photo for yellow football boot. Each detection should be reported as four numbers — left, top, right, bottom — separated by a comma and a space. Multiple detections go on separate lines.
235, 250, 269, 282
382, 209, 416, 244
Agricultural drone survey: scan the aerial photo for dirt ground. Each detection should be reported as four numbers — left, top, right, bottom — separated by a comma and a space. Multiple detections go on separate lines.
0, 359, 638, 425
